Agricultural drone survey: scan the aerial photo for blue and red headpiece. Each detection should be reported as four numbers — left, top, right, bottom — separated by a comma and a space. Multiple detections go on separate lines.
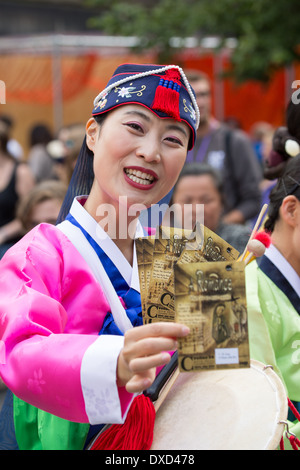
92, 63, 199, 150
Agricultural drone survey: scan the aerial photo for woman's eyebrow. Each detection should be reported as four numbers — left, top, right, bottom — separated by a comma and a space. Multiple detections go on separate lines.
166, 124, 188, 138
124, 110, 151, 122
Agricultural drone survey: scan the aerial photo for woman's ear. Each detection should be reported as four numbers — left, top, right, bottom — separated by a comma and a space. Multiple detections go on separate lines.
85, 118, 99, 152
280, 195, 299, 228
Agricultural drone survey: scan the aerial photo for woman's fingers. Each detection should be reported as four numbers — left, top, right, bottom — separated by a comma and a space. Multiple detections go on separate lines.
129, 351, 171, 374
117, 322, 190, 391
125, 372, 155, 394
125, 322, 190, 345
123, 337, 177, 363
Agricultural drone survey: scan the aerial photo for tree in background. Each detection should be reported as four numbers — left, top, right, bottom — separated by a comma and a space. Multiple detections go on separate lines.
85, 0, 300, 82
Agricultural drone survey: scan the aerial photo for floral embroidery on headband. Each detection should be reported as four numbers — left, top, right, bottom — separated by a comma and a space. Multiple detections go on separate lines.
94, 92, 109, 110
115, 84, 146, 99
183, 98, 196, 122
94, 84, 147, 110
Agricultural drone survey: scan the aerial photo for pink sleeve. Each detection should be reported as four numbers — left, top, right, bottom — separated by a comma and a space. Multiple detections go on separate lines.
0, 225, 132, 423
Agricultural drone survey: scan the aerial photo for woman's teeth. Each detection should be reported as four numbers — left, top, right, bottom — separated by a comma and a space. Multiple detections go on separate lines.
125, 168, 155, 185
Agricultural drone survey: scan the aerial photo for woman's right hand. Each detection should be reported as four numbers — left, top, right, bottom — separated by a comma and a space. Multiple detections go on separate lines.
117, 322, 190, 394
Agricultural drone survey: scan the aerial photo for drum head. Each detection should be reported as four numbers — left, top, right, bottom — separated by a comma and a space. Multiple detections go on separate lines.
151, 360, 287, 450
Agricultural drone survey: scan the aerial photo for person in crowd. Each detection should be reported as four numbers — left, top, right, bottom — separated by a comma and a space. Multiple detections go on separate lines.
250, 121, 274, 168
45, 138, 67, 182
247, 99, 300, 447
17, 180, 67, 233
27, 123, 56, 182
47, 124, 86, 185
258, 126, 277, 206
58, 123, 86, 184
0, 121, 34, 258
185, 70, 262, 225
0, 115, 24, 161
0, 179, 67, 431
0, 63, 195, 450
167, 162, 251, 253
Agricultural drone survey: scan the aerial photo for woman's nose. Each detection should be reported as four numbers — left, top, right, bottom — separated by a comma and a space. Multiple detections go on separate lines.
136, 136, 161, 163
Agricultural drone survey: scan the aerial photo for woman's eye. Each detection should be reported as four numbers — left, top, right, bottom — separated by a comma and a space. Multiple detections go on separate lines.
125, 122, 143, 132
165, 136, 183, 146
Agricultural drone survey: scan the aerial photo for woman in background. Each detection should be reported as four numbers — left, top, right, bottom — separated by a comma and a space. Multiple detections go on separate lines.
0, 120, 34, 258
247, 100, 300, 447
17, 179, 67, 233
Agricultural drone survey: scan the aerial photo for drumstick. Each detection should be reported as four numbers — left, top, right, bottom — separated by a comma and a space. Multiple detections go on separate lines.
144, 350, 178, 402
239, 203, 268, 262
144, 351, 180, 412
154, 367, 179, 412
243, 231, 271, 265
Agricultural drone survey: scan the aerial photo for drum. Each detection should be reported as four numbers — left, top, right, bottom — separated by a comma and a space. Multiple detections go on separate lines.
151, 359, 288, 450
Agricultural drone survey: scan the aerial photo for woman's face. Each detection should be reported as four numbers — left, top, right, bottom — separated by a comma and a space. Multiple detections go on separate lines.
28, 198, 62, 230
86, 105, 190, 214
171, 173, 223, 231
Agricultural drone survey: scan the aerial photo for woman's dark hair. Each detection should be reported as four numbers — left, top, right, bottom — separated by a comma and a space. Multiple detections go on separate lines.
56, 114, 106, 224
170, 162, 225, 205
264, 154, 300, 232
30, 124, 53, 146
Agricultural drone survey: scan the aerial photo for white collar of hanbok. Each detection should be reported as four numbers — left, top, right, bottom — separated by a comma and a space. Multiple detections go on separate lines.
69, 196, 144, 292
265, 243, 300, 297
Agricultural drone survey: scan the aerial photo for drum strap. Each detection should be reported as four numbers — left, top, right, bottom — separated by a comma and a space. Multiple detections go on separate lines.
280, 399, 300, 450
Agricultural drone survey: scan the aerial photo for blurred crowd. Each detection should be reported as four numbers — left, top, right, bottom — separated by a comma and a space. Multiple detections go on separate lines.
0, 114, 86, 259
0, 70, 280, 261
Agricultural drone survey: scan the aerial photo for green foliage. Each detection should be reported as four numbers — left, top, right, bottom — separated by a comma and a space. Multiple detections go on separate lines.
86, 0, 198, 62
85, 0, 300, 82
197, 0, 300, 82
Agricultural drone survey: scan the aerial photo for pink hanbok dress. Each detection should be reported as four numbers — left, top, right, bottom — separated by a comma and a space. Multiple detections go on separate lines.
0, 196, 145, 449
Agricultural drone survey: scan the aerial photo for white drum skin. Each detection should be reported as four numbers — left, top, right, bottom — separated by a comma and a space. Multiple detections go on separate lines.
151, 360, 288, 450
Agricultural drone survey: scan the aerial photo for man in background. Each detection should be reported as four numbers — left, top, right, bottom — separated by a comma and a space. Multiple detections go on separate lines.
186, 70, 262, 225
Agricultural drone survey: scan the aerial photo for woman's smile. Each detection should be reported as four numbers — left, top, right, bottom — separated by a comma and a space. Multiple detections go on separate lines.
124, 166, 158, 190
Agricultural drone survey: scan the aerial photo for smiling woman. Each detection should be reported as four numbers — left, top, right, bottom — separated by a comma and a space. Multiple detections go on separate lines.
84, 104, 190, 227
0, 63, 198, 450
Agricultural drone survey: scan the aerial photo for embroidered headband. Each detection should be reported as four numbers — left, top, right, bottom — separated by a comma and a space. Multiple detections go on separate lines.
92, 63, 200, 150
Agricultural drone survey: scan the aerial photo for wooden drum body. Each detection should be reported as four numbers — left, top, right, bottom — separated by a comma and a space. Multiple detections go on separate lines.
151, 360, 288, 450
